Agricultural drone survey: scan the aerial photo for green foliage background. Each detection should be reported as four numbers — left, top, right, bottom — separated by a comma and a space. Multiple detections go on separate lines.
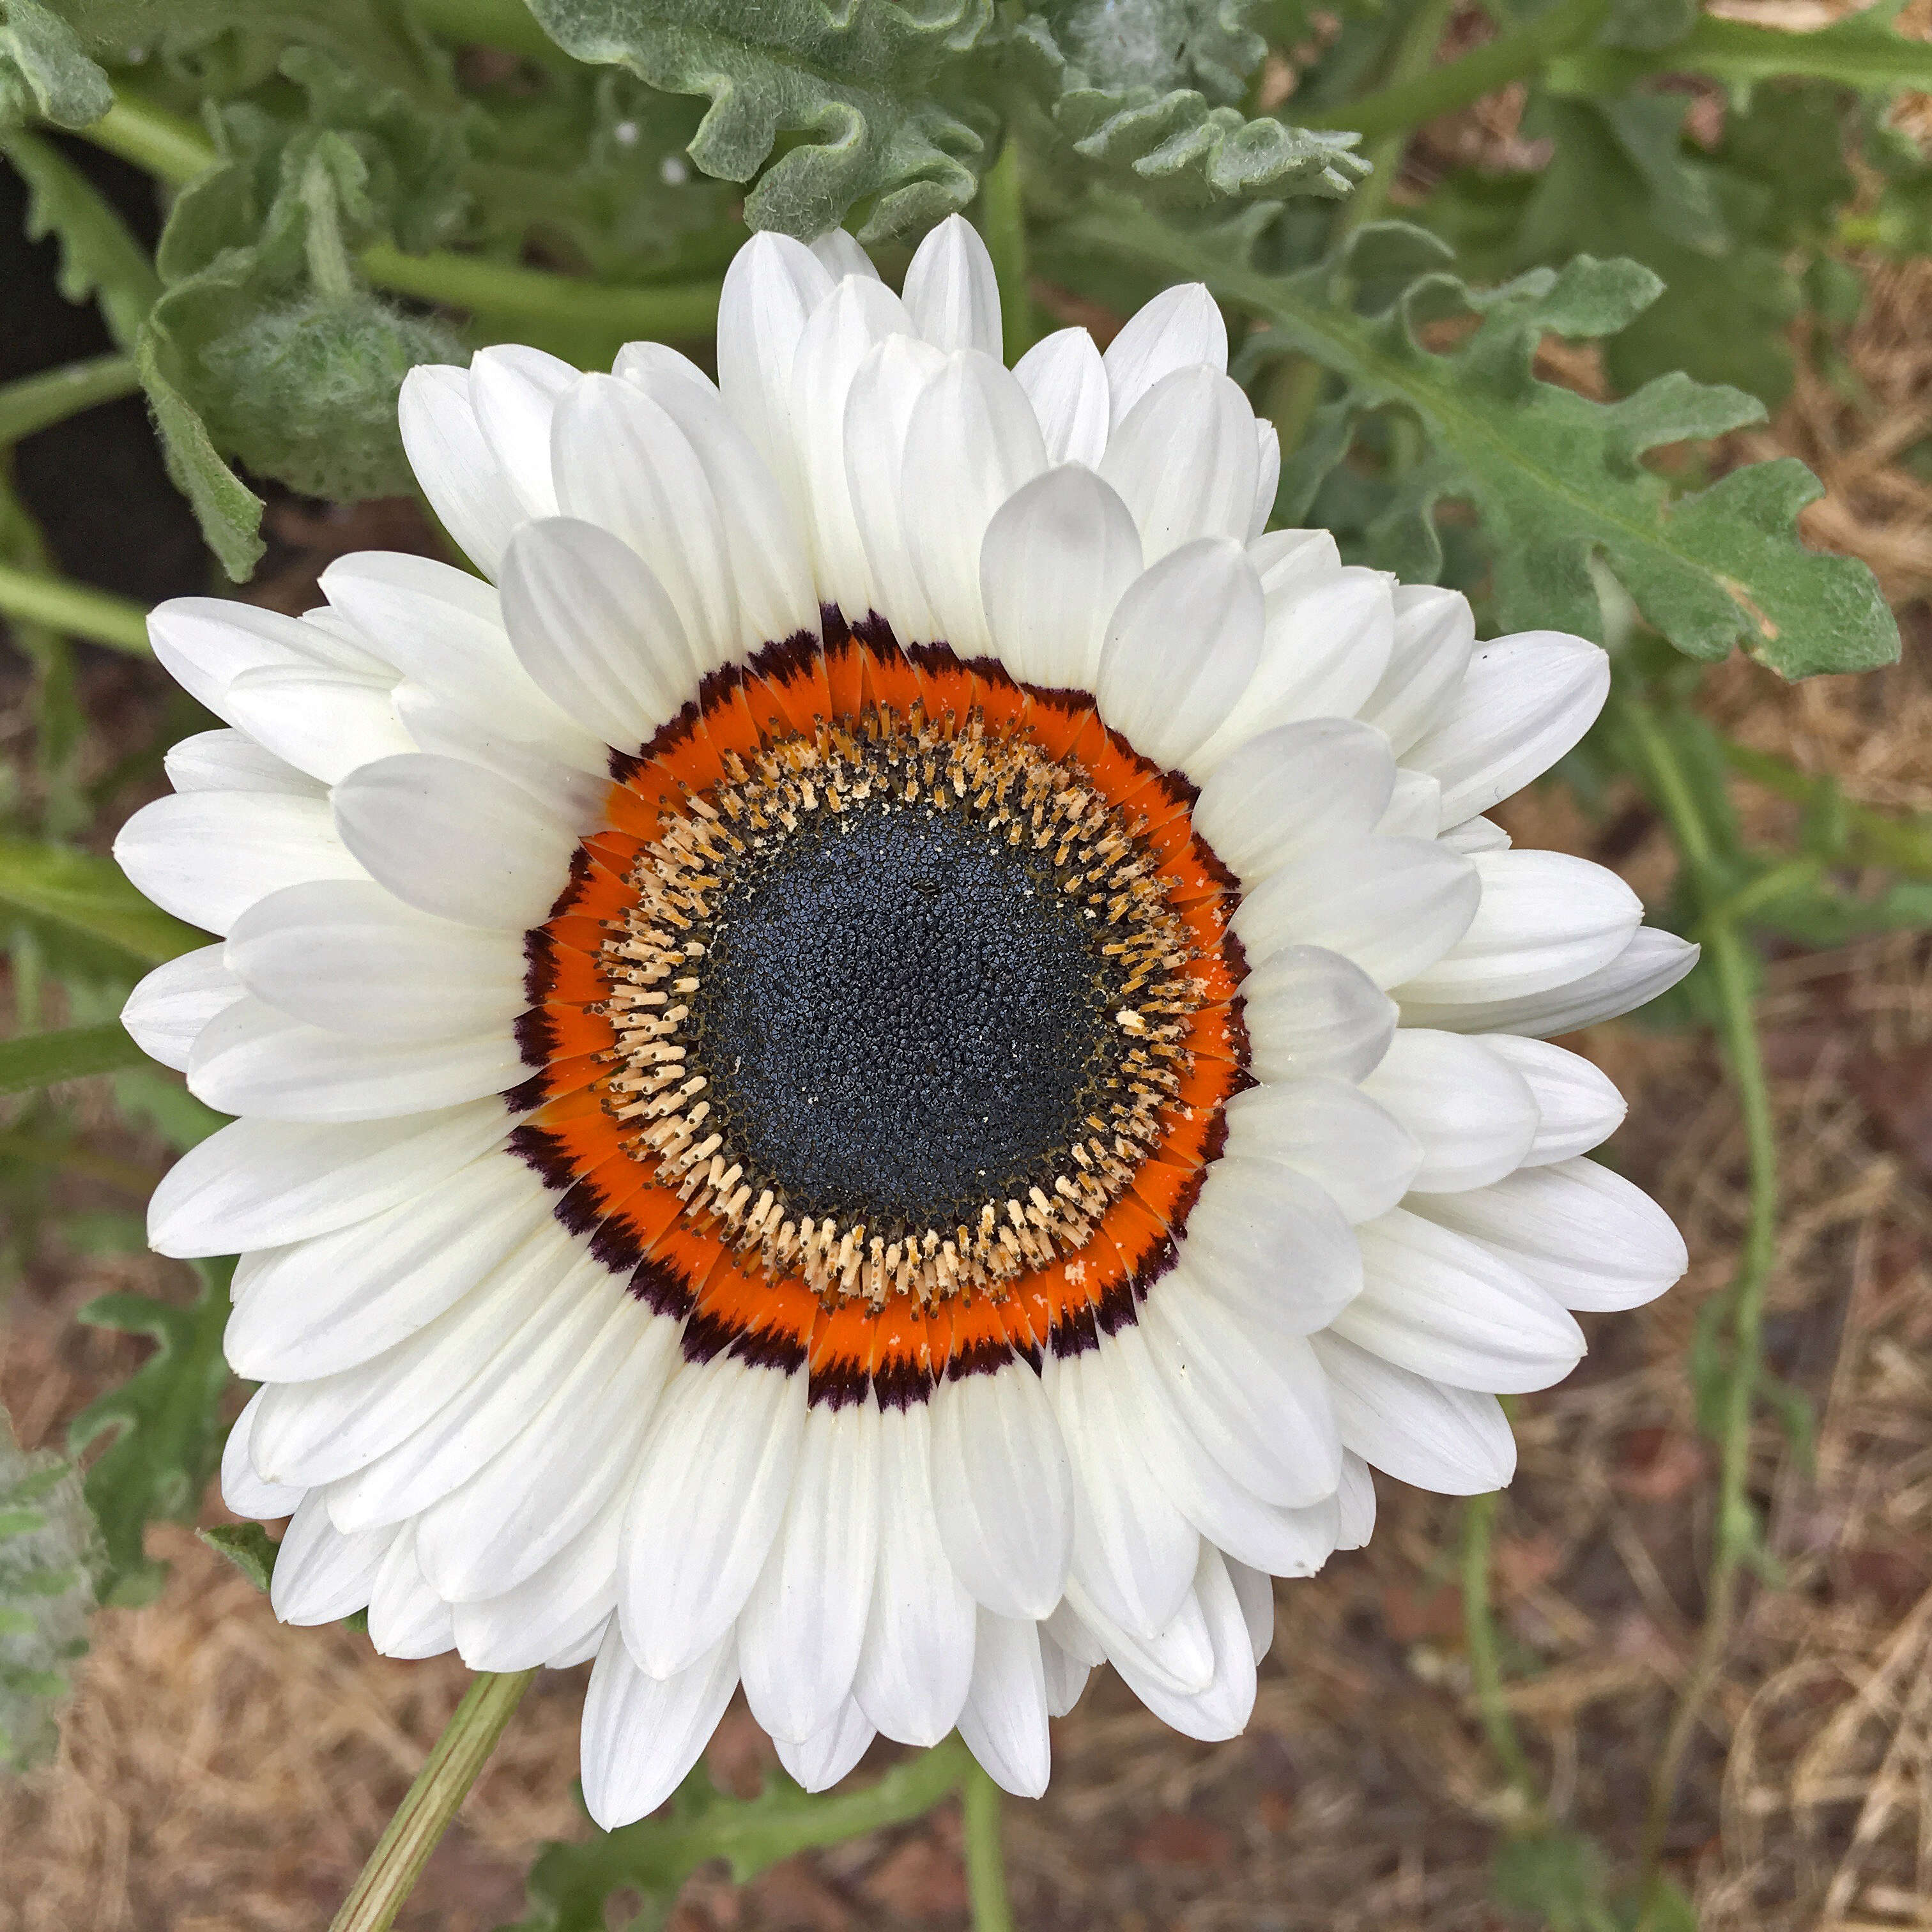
3, 0, 1932, 1924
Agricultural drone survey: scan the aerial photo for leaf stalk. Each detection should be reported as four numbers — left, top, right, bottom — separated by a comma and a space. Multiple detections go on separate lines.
0, 561, 150, 655
0, 355, 142, 446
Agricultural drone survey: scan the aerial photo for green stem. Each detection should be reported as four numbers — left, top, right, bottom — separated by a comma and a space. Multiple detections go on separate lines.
1460, 1489, 1540, 1813
1723, 740, 1932, 881
978, 137, 1034, 366
80, 89, 723, 339
1302, 0, 1611, 142
1616, 699, 1779, 1917
409, 0, 564, 59
0, 1128, 161, 1196
0, 560, 150, 655
0, 1021, 146, 1096
330, 1671, 536, 1932
300, 157, 357, 302
1337, 0, 1462, 234
359, 242, 721, 341
962, 1755, 1015, 1932
0, 355, 141, 446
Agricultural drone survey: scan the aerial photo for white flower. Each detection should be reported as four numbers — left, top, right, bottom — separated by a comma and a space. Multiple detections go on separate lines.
116, 217, 1694, 1823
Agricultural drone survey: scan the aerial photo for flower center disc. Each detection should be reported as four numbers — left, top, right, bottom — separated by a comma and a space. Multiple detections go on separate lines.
514, 618, 1252, 1397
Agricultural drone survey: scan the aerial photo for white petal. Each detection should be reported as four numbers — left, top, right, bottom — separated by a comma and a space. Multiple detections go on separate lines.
1095, 537, 1263, 775
323, 1258, 627, 1533
1177, 1163, 1362, 1336
468, 344, 578, 518
318, 553, 588, 764
225, 880, 527, 1046
844, 334, 948, 640
1232, 836, 1479, 992
1222, 1078, 1421, 1223
1103, 283, 1227, 424
1411, 1159, 1687, 1312
929, 1363, 1073, 1621
1190, 718, 1395, 885
1188, 568, 1395, 773
550, 372, 740, 677
249, 1225, 583, 1488
979, 464, 1142, 692
1334, 1452, 1377, 1549
957, 1609, 1050, 1799
220, 1390, 303, 1519
739, 1397, 880, 1744
222, 664, 414, 786
1138, 1284, 1340, 1508
1250, 421, 1280, 542
269, 1493, 391, 1624
1395, 850, 1641, 1006
904, 349, 1049, 656
1336, 1208, 1585, 1394
1249, 527, 1341, 599
1225, 1557, 1276, 1661
366, 1527, 457, 1660
581, 1621, 739, 1831
499, 515, 695, 749
1397, 926, 1699, 1037
1013, 327, 1108, 468
1108, 1546, 1257, 1742
1405, 632, 1610, 826
1099, 367, 1259, 563
115, 791, 365, 936
1241, 944, 1398, 1085
1376, 768, 1443, 839
399, 365, 522, 579
1046, 1346, 1199, 1639
1358, 583, 1476, 755
188, 999, 521, 1123
164, 729, 325, 798
793, 276, 917, 615
902, 213, 1000, 355
452, 1491, 625, 1672
1038, 1629, 1091, 1719
148, 596, 383, 722
1108, 1321, 1339, 1577
615, 351, 818, 648
225, 1153, 553, 1381
716, 231, 837, 511
1062, 1577, 1213, 1697
122, 945, 244, 1072
809, 228, 878, 281
390, 680, 608, 818
147, 1099, 510, 1257
620, 1359, 806, 1678
1310, 1331, 1517, 1494
853, 1402, 976, 1747
1358, 1029, 1540, 1193
417, 1308, 677, 1601
1482, 1035, 1627, 1163
332, 753, 577, 932
774, 1700, 876, 1792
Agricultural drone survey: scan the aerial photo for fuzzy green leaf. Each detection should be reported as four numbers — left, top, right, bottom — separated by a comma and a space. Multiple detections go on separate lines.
507, 1743, 970, 1932
68, 1259, 234, 1606
199, 1521, 276, 1592
2, 128, 159, 351
136, 326, 266, 579
1084, 206, 1896, 677
519, 0, 992, 243
0, 1020, 146, 1095
0, 836, 206, 967
1, 0, 111, 130
0, 1406, 102, 1775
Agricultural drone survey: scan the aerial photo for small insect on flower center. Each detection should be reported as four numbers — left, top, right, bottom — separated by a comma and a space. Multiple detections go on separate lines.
512, 624, 1252, 1376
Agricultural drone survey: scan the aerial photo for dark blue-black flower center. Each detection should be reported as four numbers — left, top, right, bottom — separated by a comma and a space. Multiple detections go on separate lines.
687, 800, 1120, 1238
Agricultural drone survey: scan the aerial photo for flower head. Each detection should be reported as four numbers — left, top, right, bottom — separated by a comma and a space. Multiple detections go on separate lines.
117, 216, 1693, 1822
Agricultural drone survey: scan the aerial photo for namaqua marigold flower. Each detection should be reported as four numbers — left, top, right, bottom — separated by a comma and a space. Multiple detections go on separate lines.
116, 217, 1694, 1823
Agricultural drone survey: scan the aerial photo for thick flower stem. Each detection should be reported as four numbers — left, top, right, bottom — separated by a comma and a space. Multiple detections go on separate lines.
1298, 0, 1613, 143
1335, 0, 1462, 237
961, 1754, 1015, 1932
0, 560, 151, 655
979, 137, 1035, 366
1460, 1487, 1540, 1816
330, 1669, 537, 1932
1616, 698, 1779, 1921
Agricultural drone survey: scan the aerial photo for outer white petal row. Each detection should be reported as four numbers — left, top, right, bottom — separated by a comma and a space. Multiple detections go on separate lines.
118, 214, 1696, 1825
